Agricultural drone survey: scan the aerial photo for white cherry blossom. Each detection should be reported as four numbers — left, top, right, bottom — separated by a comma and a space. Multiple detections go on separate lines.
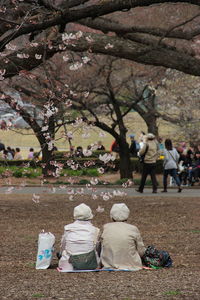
83, 149, 92, 157
105, 43, 114, 49
69, 62, 83, 71
96, 206, 104, 213
35, 54, 42, 59
82, 56, 90, 64
32, 193, 40, 203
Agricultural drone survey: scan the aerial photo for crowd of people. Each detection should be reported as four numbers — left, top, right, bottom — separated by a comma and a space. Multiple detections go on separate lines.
133, 133, 200, 192
110, 132, 200, 189
0, 141, 35, 160
58, 203, 146, 271
0, 135, 199, 188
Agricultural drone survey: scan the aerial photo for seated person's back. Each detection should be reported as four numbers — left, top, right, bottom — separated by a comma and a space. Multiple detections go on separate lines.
59, 203, 100, 271
100, 203, 145, 270
14, 147, 22, 160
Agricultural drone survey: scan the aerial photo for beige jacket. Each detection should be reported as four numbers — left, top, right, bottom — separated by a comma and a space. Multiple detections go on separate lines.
100, 222, 146, 270
139, 140, 159, 164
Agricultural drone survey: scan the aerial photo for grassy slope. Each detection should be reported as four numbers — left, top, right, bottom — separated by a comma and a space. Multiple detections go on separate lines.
1, 112, 178, 157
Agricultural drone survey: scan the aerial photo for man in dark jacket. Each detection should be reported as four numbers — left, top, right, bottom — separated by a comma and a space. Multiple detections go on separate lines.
129, 134, 139, 157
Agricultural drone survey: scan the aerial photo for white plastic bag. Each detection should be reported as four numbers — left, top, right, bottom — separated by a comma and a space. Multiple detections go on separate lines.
36, 231, 55, 270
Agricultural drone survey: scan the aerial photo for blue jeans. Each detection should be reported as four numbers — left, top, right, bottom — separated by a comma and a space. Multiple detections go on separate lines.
188, 167, 200, 183
163, 169, 181, 190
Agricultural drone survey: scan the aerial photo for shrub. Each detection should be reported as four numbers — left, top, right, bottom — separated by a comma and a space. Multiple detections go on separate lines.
0, 166, 42, 178
61, 168, 99, 177
114, 178, 130, 185
78, 179, 90, 185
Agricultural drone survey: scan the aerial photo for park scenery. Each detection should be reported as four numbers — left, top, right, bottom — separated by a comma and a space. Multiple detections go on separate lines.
0, 1, 200, 300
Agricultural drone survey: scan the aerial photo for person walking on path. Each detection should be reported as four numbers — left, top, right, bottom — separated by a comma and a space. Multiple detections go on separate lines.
162, 139, 182, 193
136, 133, 160, 193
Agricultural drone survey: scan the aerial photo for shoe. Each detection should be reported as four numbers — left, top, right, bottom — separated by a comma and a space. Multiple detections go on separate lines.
178, 188, 182, 193
135, 189, 143, 193
161, 190, 167, 193
152, 190, 157, 193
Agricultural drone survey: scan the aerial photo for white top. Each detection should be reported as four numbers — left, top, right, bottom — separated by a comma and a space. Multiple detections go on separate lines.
163, 148, 180, 169
59, 220, 99, 271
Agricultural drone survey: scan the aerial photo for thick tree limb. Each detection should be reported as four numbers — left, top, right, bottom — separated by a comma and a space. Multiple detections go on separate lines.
2, 32, 200, 78
1, 0, 200, 51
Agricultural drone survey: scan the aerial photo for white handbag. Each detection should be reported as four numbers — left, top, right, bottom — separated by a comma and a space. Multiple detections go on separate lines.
36, 231, 55, 270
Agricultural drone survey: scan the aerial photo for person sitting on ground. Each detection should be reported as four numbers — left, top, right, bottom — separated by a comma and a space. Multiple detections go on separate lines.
188, 151, 200, 185
28, 148, 34, 159
14, 147, 22, 160
96, 141, 105, 151
75, 146, 84, 158
58, 203, 100, 271
3, 149, 13, 160
7, 146, 14, 159
100, 203, 146, 271
0, 141, 5, 152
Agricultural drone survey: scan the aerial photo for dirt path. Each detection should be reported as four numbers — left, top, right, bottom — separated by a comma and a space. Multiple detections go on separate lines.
0, 192, 200, 300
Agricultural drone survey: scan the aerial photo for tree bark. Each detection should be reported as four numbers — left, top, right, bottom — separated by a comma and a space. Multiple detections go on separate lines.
118, 139, 133, 179
144, 115, 159, 136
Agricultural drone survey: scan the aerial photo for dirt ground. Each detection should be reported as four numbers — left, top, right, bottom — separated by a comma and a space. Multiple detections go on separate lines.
0, 172, 164, 186
1, 187, 200, 300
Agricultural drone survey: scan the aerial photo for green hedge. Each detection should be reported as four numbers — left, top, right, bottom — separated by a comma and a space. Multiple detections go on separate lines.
54, 150, 110, 159
0, 158, 164, 173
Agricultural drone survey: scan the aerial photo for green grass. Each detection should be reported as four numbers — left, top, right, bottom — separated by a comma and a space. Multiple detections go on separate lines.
26, 262, 35, 268
1, 112, 179, 157
163, 290, 181, 296
189, 229, 200, 233
32, 294, 45, 298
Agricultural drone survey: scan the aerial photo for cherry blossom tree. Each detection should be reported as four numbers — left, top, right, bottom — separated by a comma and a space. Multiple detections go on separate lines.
155, 69, 200, 145
1, 0, 200, 179
2, 1, 200, 79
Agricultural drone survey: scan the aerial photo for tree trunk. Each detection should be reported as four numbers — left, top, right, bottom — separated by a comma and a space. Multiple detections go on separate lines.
145, 115, 159, 136
118, 140, 133, 179
41, 143, 56, 177
37, 115, 56, 177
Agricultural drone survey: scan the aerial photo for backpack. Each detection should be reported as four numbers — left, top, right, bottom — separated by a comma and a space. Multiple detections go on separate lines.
139, 144, 149, 163
142, 245, 173, 268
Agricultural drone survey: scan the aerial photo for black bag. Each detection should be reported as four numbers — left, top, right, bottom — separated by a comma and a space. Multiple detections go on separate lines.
69, 250, 98, 270
142, 245, 173, 268
139, 144, 149, 163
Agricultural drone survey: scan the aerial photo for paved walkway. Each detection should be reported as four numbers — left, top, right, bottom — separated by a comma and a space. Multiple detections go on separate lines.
1, 186, 199, 197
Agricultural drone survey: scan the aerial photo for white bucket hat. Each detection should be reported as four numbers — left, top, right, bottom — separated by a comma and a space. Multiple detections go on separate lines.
73, 203, 93, 220
110, 203, 130, 221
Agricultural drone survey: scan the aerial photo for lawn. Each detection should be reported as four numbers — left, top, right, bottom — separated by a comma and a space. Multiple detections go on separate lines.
0, 192, 200, 300
1, 112, 179, 158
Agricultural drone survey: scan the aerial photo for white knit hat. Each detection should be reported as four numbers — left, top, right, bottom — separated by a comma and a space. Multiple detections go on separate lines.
73, 203, 93, 220
147, 133, 155, 140
110, 203, 130, 221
